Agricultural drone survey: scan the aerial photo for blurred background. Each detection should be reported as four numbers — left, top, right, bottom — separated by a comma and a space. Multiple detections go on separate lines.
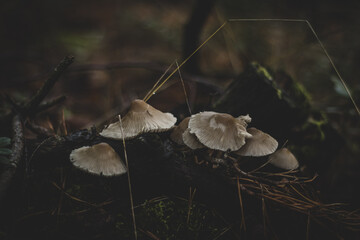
0, 0, 359, 238
0, 0, 359, 124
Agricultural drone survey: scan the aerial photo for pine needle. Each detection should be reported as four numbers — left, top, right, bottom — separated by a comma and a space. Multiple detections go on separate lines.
144, 21, 227, 102
143, 61, 175, 101
175, 60, 192, 115
118, 115, 138, 240
236, 177, 246, 232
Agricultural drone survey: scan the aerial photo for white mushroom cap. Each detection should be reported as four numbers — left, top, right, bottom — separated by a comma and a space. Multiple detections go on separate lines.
268, 148, 299, 170
235, 128, 278, 157
70, 142, 127, 176
182, 128, 205, 149
237, 114, 252, 127
188, 111, 252, 151
100, 99, 177, 139
170, 117, 190, 145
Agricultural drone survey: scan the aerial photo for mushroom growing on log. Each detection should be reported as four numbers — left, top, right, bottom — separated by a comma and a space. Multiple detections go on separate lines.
100, 99, 177, 140
70, 142, 127, 176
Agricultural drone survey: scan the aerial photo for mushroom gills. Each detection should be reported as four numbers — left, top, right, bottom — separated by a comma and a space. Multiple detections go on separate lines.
70, 142, 127, 176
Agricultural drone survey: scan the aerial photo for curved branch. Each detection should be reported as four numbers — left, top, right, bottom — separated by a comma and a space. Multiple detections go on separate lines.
24, 56, 74, 114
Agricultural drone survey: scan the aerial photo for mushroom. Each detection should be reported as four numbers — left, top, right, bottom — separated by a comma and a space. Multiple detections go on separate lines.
268, 148, 299, 170
170, 117, 190, 145
100, 99, 177, 139
182, 128, 205, 149
170, 117, 204, 149
188, 111, 252, 152
70, 142, 127, 176
234, 128, 278, 157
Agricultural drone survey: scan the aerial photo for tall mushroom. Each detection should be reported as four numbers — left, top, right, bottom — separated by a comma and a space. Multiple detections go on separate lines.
100, 99, 177, 139
188, 111, 252, 152
234, 128, 278, 157
70, 142, 127, 176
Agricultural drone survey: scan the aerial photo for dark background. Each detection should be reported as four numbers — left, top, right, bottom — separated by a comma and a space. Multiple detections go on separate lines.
1, 0, 359, 121
0, 0, 359, 239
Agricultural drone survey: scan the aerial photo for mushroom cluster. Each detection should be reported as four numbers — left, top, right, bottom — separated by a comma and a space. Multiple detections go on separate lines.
70, 99, 177, 176
70, 99, 299, 176
171, 111, 275, 154
170, 111, 299, 170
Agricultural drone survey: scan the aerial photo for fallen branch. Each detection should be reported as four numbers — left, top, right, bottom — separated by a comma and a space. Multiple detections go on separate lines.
0, 56, 74, 206
35, 95, 67, 114
23, 56, 74, 114
0, 115, 24, 205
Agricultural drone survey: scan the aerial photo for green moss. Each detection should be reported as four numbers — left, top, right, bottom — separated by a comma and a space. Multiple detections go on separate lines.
309, 121, 326, 141
251, 62, 273, 81
301, 113, 328, 141
293, 81, 312, 103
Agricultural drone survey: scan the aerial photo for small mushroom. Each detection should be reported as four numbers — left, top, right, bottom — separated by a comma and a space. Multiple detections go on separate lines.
235, 128, 278, 157
100, 99, 177, 139
188, 111, 252, 152
268, 148, 299, 170
70, 142, 127, 176
170, 117, 190, 145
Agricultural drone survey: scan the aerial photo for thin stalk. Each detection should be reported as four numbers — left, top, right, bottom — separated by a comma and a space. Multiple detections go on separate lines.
143, 61, 175, 101
236, 177, 246, 232
118, 115, 137, 240
176, 60, 192, 115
